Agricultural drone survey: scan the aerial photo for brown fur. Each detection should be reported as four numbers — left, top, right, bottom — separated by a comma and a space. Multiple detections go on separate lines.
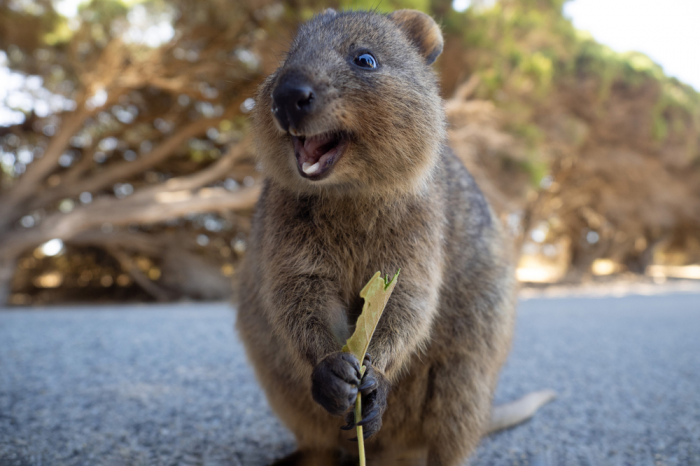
236, 9, 516, 466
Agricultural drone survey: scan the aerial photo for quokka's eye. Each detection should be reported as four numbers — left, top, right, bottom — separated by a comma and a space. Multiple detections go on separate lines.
354, 53, 377, 69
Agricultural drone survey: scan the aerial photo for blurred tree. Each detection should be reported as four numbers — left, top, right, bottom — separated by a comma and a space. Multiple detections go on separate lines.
0, 0, 299, 304
1, 0, 699, 304
438, 0, 700, 281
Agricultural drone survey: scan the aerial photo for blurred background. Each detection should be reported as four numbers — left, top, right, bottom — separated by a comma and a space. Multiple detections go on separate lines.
1, 0, 699, 307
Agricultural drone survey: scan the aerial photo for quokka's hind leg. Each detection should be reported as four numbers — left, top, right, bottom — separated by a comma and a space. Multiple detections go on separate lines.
269, 449, 341, 466
365, 446, 428, 466
422, 357, 496, 466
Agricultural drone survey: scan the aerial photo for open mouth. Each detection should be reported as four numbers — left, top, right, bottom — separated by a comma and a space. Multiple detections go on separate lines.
293, 131, 349, 180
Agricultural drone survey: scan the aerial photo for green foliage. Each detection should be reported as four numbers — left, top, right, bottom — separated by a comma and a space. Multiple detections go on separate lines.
572, 37, 699, 146
339, 0, 431, 13
440, 0, 575, 97
521, 155, 549, 187
437, 0, 700, 183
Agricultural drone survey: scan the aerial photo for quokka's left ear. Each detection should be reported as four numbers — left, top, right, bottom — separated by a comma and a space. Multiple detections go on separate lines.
388, 9, 444, 65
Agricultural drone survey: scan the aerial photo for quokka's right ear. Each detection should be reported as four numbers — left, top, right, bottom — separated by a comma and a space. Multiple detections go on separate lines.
388, 9, 444, 65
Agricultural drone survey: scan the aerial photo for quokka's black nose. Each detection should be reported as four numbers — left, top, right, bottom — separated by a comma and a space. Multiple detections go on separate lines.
272, 75, 315, 132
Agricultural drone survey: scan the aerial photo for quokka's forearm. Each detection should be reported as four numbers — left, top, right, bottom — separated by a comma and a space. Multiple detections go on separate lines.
366, 286, 439, 381
267, 275, 349, 368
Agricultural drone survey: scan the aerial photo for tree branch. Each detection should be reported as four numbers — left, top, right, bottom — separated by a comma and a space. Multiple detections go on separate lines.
104, 245, 173, 302
71, 230, 165, 256
62, 116, 222, 196
135, 136, 252, 197
0, 184, 261, 253
0, 100, 89, 232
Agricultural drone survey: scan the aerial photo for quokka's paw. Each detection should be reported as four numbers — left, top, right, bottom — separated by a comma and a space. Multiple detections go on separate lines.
311, 352, 361, 416
341, 353, 389, 440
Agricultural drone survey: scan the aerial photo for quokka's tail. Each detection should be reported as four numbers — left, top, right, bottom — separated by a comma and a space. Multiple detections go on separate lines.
485, 390, 557, 434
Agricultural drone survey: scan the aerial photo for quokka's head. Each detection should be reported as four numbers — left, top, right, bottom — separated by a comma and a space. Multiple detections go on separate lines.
252, 9, 446, 197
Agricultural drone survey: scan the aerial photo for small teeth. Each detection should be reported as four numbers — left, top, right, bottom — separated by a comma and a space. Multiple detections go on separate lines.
302, 161, 321, 175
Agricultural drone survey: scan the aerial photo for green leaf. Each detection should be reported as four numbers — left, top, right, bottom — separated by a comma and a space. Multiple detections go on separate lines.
342, 270, 400, 363
341, 270, 399, 466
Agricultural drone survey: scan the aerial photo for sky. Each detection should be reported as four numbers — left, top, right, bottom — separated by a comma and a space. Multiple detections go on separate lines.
563, 0, 700, 91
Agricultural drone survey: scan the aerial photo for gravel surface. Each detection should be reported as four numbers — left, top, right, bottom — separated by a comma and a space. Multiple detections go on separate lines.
1, 293, 699, 466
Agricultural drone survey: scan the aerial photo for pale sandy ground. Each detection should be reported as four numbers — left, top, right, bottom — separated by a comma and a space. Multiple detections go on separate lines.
519, 278, 700, 300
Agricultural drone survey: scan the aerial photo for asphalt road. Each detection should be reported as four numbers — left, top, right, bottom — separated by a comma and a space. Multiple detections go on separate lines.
1, 292, 699, 466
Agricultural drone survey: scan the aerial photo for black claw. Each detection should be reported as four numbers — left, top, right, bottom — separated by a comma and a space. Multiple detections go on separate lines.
332, 353, 361, 384
357, 408, 380, 426
335, 367, 359, 385
358, 377, 377, 393
352, 360, 362, 378
340, 420, 355, 430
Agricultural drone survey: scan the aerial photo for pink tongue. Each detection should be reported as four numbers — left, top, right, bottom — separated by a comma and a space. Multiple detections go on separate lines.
303, 135, 333, 159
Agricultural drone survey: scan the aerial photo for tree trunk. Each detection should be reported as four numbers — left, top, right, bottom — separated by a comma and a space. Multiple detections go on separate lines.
0, 255, 17, 306
625, 235, 670, 274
